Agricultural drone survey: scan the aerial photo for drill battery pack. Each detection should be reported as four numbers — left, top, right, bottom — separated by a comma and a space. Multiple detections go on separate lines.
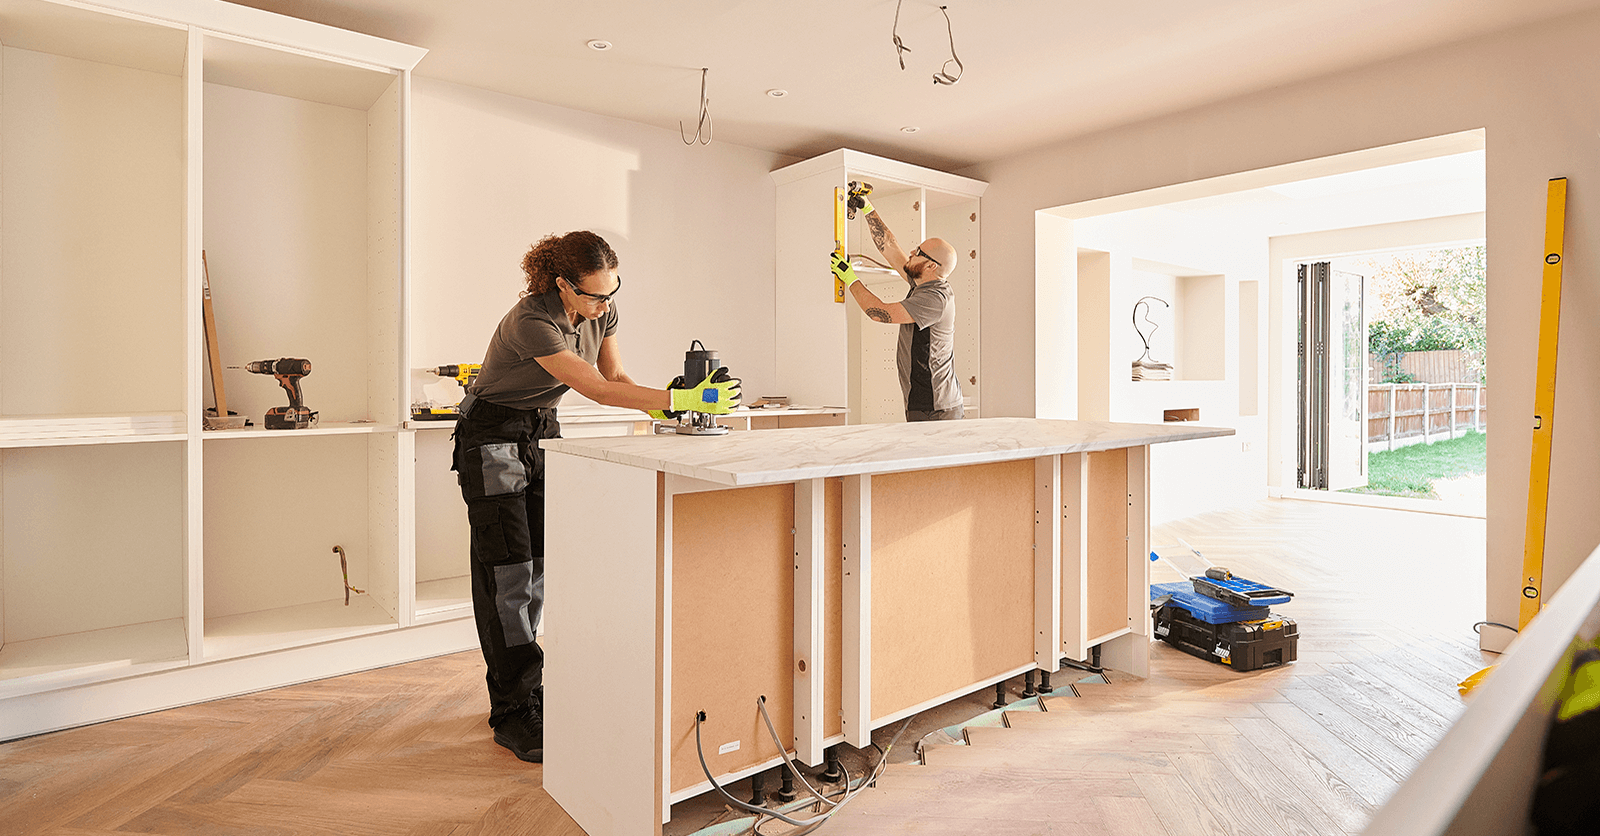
1154, 604, 1298, 672
265, 406, 315, 430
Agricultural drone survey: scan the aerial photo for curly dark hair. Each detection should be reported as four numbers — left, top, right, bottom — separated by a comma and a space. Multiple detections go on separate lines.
520, 231, 619, 296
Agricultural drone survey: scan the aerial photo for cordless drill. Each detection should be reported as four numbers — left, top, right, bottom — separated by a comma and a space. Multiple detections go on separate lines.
846, 180, 873, 219
433, 364, 481, 388
236, 358, 314, 429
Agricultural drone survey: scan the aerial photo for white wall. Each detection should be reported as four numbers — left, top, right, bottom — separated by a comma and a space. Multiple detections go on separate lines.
409, 78, 792, 402
968, 9, 1600, 649
1070, 206, 1267, 523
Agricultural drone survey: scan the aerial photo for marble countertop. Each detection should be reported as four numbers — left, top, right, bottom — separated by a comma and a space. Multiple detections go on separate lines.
542, 417, 1234, 486
407, 403, 847, 430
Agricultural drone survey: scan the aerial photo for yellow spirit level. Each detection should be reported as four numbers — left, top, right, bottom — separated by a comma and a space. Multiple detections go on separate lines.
1520, 177, 1568, 630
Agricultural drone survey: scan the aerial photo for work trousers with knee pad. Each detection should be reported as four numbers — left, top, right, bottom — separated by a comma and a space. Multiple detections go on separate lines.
451, 399, 560, 728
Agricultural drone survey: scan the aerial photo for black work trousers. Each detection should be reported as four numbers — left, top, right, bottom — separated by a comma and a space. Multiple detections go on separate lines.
451, 398, 560, 727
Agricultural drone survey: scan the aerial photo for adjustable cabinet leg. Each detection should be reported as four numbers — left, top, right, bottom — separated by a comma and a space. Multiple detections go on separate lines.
776, 767, 797, 803
1022, 670, 1038, 698
993, 681, 1008, 708
748, 770, 767, 808
819, 746, 845, 783
1039, 670, 1054, 693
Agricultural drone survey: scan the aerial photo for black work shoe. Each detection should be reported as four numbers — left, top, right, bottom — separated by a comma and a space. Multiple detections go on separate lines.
493, 706, 543, 763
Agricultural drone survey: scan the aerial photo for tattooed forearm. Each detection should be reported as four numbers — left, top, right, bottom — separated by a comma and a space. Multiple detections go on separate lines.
866, 214, 890, 253
866, 307, 892, 323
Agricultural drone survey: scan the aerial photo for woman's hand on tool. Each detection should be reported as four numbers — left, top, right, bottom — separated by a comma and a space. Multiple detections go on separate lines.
670, 368, 742, 415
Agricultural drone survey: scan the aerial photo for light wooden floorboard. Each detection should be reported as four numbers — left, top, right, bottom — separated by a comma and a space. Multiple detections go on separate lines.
0, 498, 1490, 836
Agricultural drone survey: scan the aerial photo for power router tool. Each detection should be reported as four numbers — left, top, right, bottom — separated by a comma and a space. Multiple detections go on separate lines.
654, 341, 733, 436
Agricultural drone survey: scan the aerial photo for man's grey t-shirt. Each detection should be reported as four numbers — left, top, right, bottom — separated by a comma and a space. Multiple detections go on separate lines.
469, 290, 618, 410
896, 278, 962, 413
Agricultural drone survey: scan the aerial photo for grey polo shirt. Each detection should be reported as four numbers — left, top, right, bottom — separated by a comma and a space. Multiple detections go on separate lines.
897, 278, 962, 413
468, 290, 618, 410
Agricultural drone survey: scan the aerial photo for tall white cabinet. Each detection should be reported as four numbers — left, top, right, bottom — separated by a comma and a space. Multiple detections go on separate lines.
772, 150, 985, 422
0, 0, 464, 741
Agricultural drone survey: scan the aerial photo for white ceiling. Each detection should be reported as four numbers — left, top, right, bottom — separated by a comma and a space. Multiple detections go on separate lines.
1163, 150, 1487, 237
226, 0, 1600, 170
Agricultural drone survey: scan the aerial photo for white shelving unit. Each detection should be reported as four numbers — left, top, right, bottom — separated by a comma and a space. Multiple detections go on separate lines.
0, 0, 452, 742
772, 150, 985, 422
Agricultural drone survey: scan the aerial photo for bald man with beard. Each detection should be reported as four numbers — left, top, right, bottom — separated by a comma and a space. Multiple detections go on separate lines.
829, 198, 965, 421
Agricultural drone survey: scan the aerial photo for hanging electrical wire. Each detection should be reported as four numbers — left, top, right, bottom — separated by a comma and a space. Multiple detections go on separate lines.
891, 0, 912, 69
931, 5, 963, 85
680, 67, 712, 146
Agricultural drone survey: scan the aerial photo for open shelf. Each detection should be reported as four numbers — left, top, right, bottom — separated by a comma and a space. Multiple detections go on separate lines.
0, 0, 187, 425
414, 430, 470, 620
415, 577, 472, 623
202, 433, 401, 658
0, 0, 432, 744
201, 421, 396, 440
0, 413, 185, 447
1, 442, 188, 685
203, 597, 397, 660
201, 31, 402, 430
0, 619, 187, 698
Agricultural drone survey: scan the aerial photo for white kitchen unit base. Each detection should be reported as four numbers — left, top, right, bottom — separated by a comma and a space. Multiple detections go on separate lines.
541, 417, 1231, 834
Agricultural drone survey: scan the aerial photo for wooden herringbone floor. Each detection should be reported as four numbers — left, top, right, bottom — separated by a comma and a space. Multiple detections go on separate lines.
0, 498, 1489, 836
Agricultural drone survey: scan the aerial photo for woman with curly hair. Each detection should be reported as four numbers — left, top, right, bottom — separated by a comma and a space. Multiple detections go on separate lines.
452, 230, 740, 763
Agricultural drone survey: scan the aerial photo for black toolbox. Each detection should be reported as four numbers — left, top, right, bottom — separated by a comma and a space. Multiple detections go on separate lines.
1153, 603, 1298, 672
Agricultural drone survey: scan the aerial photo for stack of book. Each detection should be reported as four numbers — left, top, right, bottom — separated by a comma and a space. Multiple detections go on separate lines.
1131, 359, 1173, 381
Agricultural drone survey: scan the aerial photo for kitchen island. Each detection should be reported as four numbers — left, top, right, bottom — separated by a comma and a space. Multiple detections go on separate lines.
539, 417, 1232, 835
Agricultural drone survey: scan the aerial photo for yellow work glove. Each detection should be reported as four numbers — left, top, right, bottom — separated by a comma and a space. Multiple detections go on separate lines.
669, 368, 742, 415
830, 251, 862, 288
846, 181, 874, 218
647, 376, 686, 420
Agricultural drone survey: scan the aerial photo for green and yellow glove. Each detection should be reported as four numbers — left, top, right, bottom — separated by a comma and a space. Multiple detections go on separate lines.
846, 181, 874, 218
670, 368, 742, 415
647, 375, 687, 420
830, 251, 862, 288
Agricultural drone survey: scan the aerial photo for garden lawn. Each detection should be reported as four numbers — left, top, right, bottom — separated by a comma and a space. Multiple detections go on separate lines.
1343, 430, 1487, 499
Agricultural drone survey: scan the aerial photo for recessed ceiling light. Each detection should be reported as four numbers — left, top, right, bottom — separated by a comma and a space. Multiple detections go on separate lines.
766, 89, 788, 98
586, 39, 613, 51
900, 126, 920, 133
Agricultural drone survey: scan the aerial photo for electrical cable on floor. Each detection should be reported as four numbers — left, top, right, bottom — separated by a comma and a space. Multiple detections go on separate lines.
755, 696, 838, 809
692, 700, 912, 832
751, 718, 913, 836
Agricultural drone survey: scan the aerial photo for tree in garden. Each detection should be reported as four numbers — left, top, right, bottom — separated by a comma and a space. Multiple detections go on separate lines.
1362, 245, 1486, 383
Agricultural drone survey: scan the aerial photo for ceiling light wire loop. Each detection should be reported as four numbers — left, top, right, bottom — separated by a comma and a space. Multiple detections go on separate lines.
680, 67, 713, 146
932, 5, 963, 85
892, 0, 912, 70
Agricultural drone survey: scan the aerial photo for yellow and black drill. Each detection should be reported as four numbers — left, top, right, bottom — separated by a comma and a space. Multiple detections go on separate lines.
233, 358, 314, 429
433, 364, 481, 389
411, 364, 482, 420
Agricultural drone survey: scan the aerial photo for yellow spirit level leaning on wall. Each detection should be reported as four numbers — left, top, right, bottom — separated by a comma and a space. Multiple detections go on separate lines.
1460, 176, 1568, 697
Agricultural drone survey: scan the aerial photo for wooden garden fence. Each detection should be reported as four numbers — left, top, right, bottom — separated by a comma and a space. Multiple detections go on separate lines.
1367, 383, 1486, 450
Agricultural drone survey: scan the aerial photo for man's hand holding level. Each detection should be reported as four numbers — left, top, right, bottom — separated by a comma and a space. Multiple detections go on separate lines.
830, 251, 862, 288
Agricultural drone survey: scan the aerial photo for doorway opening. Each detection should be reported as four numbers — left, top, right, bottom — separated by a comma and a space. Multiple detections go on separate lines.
1036, 129, 1486, 525
1310, 245, 1488, 510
